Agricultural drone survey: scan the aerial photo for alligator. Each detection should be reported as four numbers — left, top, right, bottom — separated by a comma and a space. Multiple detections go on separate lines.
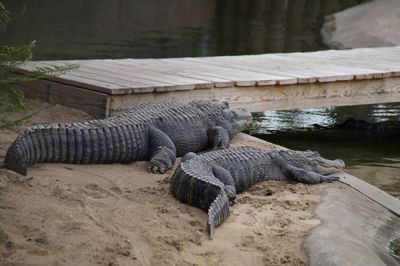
4, 100, 251, 176
313, 118, 386, 133
170, 147, 344, 239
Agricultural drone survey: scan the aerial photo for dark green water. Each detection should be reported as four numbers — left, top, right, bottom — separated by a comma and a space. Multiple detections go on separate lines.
250, 103, 400, 196
1, 0, 365, 60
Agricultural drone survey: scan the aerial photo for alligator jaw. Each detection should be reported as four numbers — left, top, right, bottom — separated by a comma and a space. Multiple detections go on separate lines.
310, 157, 345, 175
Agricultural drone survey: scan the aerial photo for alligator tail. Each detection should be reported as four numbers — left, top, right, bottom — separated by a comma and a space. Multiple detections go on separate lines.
4, 125, 63, 175
207, 190, 230, 239
4, 122, 144, 175
4, 137, 28, 176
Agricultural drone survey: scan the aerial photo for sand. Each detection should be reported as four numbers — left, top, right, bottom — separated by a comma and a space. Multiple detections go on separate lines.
0, 102, 330, 265
321, 0, 400, 49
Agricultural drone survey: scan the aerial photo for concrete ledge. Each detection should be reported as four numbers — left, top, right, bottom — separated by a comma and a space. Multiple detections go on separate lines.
304, 184, 400, 266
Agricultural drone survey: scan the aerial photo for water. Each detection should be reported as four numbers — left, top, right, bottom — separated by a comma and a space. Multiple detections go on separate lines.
250, 103, 400, 196
1, 0, 365, 60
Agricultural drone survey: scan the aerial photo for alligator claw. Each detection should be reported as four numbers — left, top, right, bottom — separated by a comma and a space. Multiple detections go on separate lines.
324, 176, 340, 182
148, 160, 173, 174
159, 165, 166, 174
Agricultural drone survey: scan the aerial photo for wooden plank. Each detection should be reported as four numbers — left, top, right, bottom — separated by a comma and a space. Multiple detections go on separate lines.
17, 78, 110, 118
97, 58, 236, 88
285, 51, 399, 78
257, 54, 359, 82
77, 62, 175, 93
125, 58, 237, 87
210, 55, 320, 84
137, 58, 279, 86
197, 56, 304, 85
38, 60, 175, 93
18, 62, 128, 94
297, 49, 400, 73
140, 59, 236, 87
22, 60, 194, 93
183, 57, 298, 86
38, 61, 158, 93
102, 59, 214, 90
89, 61, 198, 92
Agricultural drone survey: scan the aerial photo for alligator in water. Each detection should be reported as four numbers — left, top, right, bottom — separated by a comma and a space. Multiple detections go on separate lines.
4, 100, 251, 176
170, 147, 344, 239
314, 118, 387, 133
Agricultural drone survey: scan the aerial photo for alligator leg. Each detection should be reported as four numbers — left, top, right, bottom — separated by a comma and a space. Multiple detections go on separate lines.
208, 126, 230, 150
282, 163, 339, 184
148, 126, 177, 174
212, 165, 237, 204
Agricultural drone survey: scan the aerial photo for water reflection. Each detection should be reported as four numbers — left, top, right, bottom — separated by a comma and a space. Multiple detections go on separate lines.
253, 103, 400, 133
1, 0, 365, 60
251, 103, 400, 196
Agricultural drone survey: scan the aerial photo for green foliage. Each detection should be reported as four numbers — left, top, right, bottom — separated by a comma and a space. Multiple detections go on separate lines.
0, 3, 11, 32
0, 3, 78, 129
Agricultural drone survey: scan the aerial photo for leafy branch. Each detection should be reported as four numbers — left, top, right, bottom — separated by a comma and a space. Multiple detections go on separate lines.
0, 3, 77, 129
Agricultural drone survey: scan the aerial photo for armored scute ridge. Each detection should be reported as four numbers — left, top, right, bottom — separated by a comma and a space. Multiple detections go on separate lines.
4, 101, 252, 176
170, 147, 345, 239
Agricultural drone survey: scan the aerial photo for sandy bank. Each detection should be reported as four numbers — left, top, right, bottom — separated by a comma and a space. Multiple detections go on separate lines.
1, 102, 400, 265
0, 102, 324, 265
322, 0, 400, 49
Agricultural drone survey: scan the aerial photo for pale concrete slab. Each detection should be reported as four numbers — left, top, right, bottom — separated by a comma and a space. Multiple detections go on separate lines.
322, 0, 400, 49
304, 184, 400, 266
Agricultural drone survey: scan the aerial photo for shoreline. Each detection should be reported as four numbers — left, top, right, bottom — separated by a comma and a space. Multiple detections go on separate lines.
321, 0, 400, 49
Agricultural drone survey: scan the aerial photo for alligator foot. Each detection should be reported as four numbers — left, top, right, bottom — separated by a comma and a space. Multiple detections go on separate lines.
148, 147, 176, 174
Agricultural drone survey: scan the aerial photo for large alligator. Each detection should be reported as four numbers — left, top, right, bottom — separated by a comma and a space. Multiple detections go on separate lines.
4, 100, 251, 176
170, 147, 344, 239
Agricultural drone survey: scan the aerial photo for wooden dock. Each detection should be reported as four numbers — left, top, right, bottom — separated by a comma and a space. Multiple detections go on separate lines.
18, 46, 400, 118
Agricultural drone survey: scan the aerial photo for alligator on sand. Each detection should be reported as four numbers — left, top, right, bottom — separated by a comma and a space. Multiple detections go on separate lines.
170, 147, 345, 239
4, 100, 251, 175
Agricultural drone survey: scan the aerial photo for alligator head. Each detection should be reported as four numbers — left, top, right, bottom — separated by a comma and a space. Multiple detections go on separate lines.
223, 107, 252, 135
302, 150, 345, 175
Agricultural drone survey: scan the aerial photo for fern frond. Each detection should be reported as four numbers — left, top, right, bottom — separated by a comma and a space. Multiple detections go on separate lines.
0, 4, 77, 129
30, 64, 79, 78
0, 111, 37, 129
0, 41, 35, 65
0, 64, 79, 88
